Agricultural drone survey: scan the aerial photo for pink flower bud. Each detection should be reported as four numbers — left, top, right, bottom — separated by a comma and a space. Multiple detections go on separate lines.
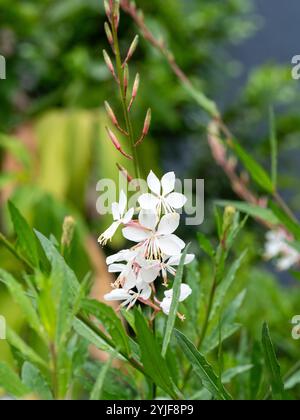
104, 0, 111, 20
125, 35, 139, 63
123, 64, 129, 96
103, 50, 116, 79
143, 108, 152, 136
104, 22, 113, 46
105, 101, 118, 126
106, 127, 133, 160
132, 73, 140, 99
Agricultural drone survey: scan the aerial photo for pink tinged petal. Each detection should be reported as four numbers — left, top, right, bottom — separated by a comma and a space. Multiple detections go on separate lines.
160, 297, 171, 315
122, 226, 150, 242
104, 289, 131, 302
157, 213, 180, 235
136, 279, 152, 300
147, 170, 161, 196
123, 271, 137, 290
166, 192, 187, 209
118, 190, 127, 216
139, 209, 158, 230
106, 250, 132, 265
158, 236, 183, 256
123, 208, 134, 224
138, 193, 160, 210
161, 172, 175, 196
112, 202, 121, 221
108, 263, 127, 273
179, 284, 192, 302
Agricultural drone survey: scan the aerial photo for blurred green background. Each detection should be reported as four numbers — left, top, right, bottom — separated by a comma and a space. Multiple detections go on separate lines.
0, 0, 300, 379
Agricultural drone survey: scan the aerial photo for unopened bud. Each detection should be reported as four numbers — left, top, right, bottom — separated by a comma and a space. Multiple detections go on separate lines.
105, 101, 118, 126
104, 0, 111, 20
104, 22, 113, 46
61, 216, 76, 248
106, 127, 133, 160
125, 35, 139, 63
128, 73, 140, 111
113, 0, 120, 28
103, 50, 116, 78
222, 206, 236, 234
123, 64, 129, 96
116, 163, 133, 183
143, 108, 152, 136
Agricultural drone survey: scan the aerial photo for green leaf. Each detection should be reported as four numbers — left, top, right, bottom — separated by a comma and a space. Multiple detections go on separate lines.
262, 322, 285, 400
229, 140, 274, 193
90, 356, 113, 401
0, 362, 29, 398
21, 362, 53, 400
175, 330, 232, 400
73, 318, 123, 358
222, 364, 253, 384
210, 251, 247, 322
162, 245, 190, 358
269, 108, 278, 189
81, 299, 131, 356
216, 200, 279, 225
134, 310, 178, 399
197, 233, 215, 258
184, 84, 219, 117
269, 200, 300, 241
8, 201, 40, 267
0, 270, 45, 341
35, 230, 80, 298
6, 327, 48, 370
249, 341, 264, 400
284, 370, 300, 390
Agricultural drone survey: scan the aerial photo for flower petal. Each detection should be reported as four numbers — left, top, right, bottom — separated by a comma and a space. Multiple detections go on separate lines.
157, 213, 180, 235
158, 235, 183, 256
168, 254, 195, 266
139, 209, 158, 231
123, 271, 137, 290
122, 226, 150, 242
104, 289, 131, 302
136, 279, 152, 300
139, 265, 161, 283
118, 190, 127, 217
147, 171, 161, 196
108, 263, 126, 273
112, 202, 120, 221
138, 193, 160, 210
166, 192, 187, 209
123, 208, 134, 224
160, 297, 172, 315
161, 172, 175, 196
179, 284, 192, 302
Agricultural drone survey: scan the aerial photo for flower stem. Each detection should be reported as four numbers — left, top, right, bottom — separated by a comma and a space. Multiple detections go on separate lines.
111, 20, 141, 180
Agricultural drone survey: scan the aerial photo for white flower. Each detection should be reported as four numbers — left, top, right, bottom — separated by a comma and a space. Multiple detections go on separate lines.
138, 171, 187, 214
98, 191, 134, 245
161, 253, 195, 285
104, 279, 152, 310
122, 209, 185, 258
160, 284, 192, 315
265, 230, 299, 271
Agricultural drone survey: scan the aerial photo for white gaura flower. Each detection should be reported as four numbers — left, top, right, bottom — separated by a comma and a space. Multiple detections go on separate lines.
98, 191, 134, 245
122, 209, 185, 258
161, 253, 195, 286
160, 284, 192, 315
138, 171, 187, 214
104, 280, 152, 310
265, 230, 299, 271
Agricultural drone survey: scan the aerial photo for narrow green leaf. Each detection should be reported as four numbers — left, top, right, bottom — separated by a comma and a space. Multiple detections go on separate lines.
81, 299, 131, 356
249, 341, 264, 400
135, 310, 178, 399
162, 245, 190, 358
0, 362, 29, 398
0, 270, 45, 340
216, 200, 279, 225
21, 362, 53, 400
209, 251, 247, 322
262, 322, 285, 400
175, 330, 232, 400
90, 356, 113, 400
6, 327, 48, 370
285, 370, 300, 390
269, 200, 300, 241
269, 108, 278, 189
229, 140, 274, 193
222, 364, 253, 384
184, 84, 219, 117
8, 201, 39, 267
197, 233, 215, 258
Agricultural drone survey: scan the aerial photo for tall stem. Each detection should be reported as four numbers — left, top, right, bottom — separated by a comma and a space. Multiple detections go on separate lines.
111, 21, 141, 180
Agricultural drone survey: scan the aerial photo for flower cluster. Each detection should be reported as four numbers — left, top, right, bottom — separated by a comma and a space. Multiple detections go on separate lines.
99, 171, 194, 316
264, 230, 300, 271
